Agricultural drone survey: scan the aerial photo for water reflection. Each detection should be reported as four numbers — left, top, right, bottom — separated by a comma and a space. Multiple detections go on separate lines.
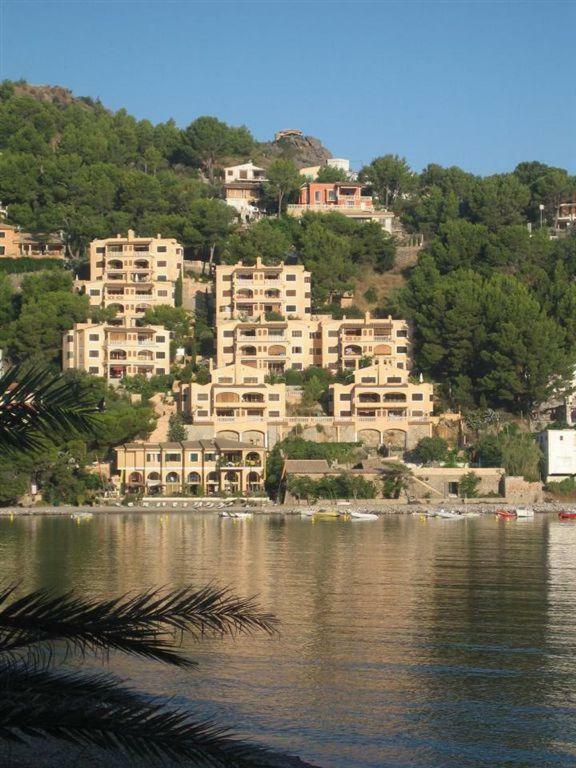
1, 513, 575, 767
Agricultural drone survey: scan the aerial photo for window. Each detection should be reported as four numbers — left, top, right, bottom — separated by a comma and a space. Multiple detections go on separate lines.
155, 336, 165, 343
314, 191, 321, 202
269, 410, 280, 417
89, 367, 99, 374
156, 352, 166, 359
292, 363, 302, 370
89, 289, 100, 296
412, 410, 423, 417
269, 393, 280, 401
197, 393, 208, 400
96, 260, 104, 268
286, 290, 296, 297
204, 452, 216, 462
328, 330, 338, 337
329, 346, 338, 353
397, 346, 408, 353
197, 410, 208, 416
286, 274, 296, 281
158, 290, 168, 297
89, 334, 99, 341
157, 275, 167, 281
327, 190, 336, 201
361, 377, 376, 383
292, 346, 302, 354
223, 331, 234, 337
340, 410, 352, 417
67, 352, 73, 359
219, 377, 233, 383
157, 246, 167, 253
305, 276, 311, 283
146, 453, 161, 462
244, 377, 258, 383
286, 305, 297, 313
189, 452, 199, 461
340, 393, 352, 401
67, 334, 74, 342
165, 453, 181, 462
0, 247, 4, 255
387, 377, 401, 384
0, 231, 4, 238
223, 345, 234, 353
96, 246, 105, 253
397, 330, 408, 338
157, 260, 167, 267
89, 350, 99, 358
412, 393, 423, 401
155, 367, 165, 375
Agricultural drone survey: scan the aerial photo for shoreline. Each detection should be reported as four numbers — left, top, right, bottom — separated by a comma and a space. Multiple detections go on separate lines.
1, 501, 574, 517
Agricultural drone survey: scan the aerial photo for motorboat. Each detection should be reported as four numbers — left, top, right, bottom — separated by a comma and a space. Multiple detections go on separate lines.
219, 510, 253, 519
515, 508, 534, 518
71, 511, 93, 521
558, 511, 576, 520
437, 509, 462, 519
349, 510, 378, 521
495, 509, 517, 520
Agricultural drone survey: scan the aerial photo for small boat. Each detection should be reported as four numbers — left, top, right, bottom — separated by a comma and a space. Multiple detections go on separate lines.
495, 509, 516, 520
437, 509, 462, 519
558, 511, 576, 520
515, 508, 534, 518
349, 510, 378, 521
71, 511, 93, 521
219, 511, 252, 519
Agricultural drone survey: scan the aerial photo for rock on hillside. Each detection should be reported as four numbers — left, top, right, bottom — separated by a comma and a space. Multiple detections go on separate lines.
11, 82, 101, 109
256, 132, 332, 169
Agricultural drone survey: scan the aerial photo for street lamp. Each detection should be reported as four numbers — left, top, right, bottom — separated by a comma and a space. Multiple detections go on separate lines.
539, 204, 545, 229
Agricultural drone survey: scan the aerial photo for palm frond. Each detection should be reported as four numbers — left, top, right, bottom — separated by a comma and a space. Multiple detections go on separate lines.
0, 364, 100, 453
0, 585, 278, 666
0, 663, 274, 766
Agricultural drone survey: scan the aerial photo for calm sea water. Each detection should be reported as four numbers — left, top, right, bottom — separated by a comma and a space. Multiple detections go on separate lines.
1, 512, 576, 768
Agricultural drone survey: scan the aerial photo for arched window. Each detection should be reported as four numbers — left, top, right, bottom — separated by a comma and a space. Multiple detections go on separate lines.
166, 472, 180, 483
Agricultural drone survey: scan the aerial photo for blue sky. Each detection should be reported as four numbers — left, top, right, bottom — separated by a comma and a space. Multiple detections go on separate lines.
1, 0, 574, 175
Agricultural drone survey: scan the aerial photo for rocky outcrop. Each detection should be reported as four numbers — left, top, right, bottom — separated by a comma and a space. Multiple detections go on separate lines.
12, 82, 100, 110
257, 133, 332, 169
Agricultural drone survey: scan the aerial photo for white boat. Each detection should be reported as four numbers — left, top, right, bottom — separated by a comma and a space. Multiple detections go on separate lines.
349, 510, 378, 520
71, 511, 93, 521
219, 511, 253, 519
515, 507, 534, 518
437, 509, 462, 519
300, 508, 320, 517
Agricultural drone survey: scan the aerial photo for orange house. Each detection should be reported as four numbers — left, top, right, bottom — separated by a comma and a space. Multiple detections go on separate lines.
297, 181, 374, 210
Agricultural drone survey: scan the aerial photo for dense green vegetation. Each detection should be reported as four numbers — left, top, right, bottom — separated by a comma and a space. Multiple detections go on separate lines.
265, 437, 362, 499
0, 369, 155, 505
286, 473, 376, 501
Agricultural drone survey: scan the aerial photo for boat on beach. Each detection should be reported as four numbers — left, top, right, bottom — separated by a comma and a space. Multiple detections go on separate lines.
437, 509, 463, 520
558, 511, 576, 520
515, 508, 534, 518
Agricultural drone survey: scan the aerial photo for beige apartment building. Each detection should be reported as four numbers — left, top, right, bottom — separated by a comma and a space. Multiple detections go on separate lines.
175, 355, 433, 451
65, 231, 183, 383
215, 258, 312, 323
62, 322, 171, 380
115, 437, 266, 496
77, 230, 184, 321
330, 358, 434, 448
176, 361, 286, 447
216, 309, 413, 374
0, 222, 64, 259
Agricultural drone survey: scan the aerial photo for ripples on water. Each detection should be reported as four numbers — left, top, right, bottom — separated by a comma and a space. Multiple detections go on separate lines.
1, 513, 576, 767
